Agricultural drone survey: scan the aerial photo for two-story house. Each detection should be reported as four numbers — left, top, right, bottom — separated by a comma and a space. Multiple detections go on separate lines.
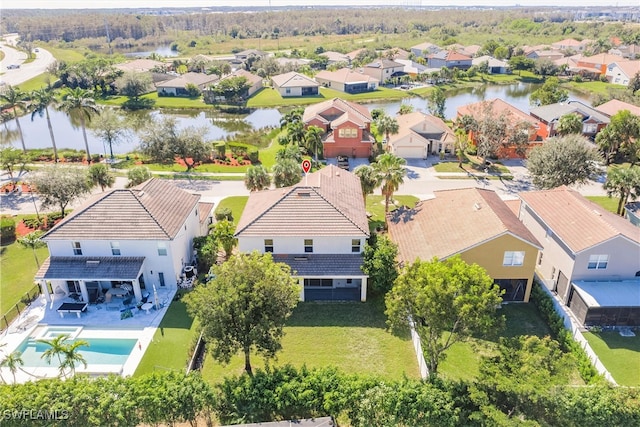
303, 98, 375, 159
529, 101, 609, 140
518, 187, 640, 326
427, 50, 472, 70
235, 165, 370, 301
361, 59, 405, 84
388, 188, 541, 302
410, 42, 441, 59
35, 179, 213, 305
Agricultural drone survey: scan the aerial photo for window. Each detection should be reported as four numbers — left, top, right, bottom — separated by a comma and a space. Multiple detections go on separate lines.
338, 128, 358, 138
551, 267, 556, 280
264, 239, 274, 253
157, 242, 167, 256
304, 239, 313, 253
110, 242, 121, 256
72, 241, 82, 256
538, 252, 543, 265
503, 251, 525, 266
588, 254, 608, 269
351, 239, 361, 253
583, 123, 597, 134
304, 278, 333, 287
285, 88, 291, 94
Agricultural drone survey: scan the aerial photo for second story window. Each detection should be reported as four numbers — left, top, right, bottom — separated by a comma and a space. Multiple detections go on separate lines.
351, 239, 361, 253
72, 241, 82, 256
304, 239, 313, 253
588, 254, 608, 269
338, 128, 358, 138
110, 242, 121, 256
503, 251, 525, 266
264, 239, 274, 253
157, 242, 167, 256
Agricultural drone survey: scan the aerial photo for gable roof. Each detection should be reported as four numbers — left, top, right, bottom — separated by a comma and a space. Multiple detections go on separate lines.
519, 186, 640, 253
595, 99, 640, 117
580, 53, 624, 66
303, 97, 372, 128
388, 188, 541, 264
235, 165, 369, 238
320, 51, 350, 62
608, 60, 640, 79
156, 72, 218, 88
44, 179, 200, 241
430, 50, 472, 61
365, 58, 403, 69
457, 98, 539, 126
472, 55, 509, 68
314, 68, 378, 85
390, 111, 455, 145
271, 71, 319, 88
529, 101, 610, 124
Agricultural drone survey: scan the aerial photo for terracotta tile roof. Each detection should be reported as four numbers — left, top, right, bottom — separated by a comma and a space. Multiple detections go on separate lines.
609, 60, 640, 79
271, 71, 318, 88
303, 97, 372, 128
595, 99, 640, 117
35, 256, 145, 280
314, 68, 379, 85
198, 202, 215, 224
44, 179, 200, 241
581, 53, 624, 65
388, 188, 541, 264
235, 165, 369, 238
519, 187, 640, 253
503, 199, 522, 217
457, 98, 539, 126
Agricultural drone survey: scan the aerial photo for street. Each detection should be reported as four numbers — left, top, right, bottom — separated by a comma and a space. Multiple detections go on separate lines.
0, 33, 56, 87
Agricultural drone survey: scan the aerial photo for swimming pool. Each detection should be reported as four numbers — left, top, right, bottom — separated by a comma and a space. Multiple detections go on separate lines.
16, 337, 138, 368
33, 325, 83, 340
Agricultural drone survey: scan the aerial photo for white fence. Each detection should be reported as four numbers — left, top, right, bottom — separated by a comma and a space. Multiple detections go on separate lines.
409, 319, 428, 379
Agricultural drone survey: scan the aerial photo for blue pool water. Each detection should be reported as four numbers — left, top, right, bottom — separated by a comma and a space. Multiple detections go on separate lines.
17, 338, 137, 367
40, 326, 82, 339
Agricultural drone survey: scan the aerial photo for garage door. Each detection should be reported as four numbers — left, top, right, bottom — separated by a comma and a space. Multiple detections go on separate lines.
395, 145, 425, 159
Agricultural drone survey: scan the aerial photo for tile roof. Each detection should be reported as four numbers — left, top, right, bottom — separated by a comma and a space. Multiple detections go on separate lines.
271, 71, 319, 88
303, 97, 372, 128
35, 256, 145, 280
388, 188, 541, 264
198, 202, 215, 224
529, 101, 610, 124
457, 98, 539, 126
320, 51, 350, 62
580, 53, 624, 65
314, 68, 379, 85
235, 165, 369, 238
472, 55, 509, 68
115, 59, 165, 73
595, 99, 640, 117
226, 69, 262, 85
608, 60, 640, 79
519, 186, 640, 253
365, 59, 403, 69
389, 111, 455, 145
156, 72, 218, 88
273, 254, 365, 276
44, 179, 200, 241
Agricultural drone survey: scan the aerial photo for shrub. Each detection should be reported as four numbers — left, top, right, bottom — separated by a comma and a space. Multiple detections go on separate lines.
0, 217, 16, 243
248, 150, 259, 164
23, 215, 44, 229
466, 145, 478, 156
215, 207, 233, 222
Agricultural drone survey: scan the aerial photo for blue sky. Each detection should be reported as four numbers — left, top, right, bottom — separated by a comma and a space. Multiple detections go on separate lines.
3, 0, 638, 8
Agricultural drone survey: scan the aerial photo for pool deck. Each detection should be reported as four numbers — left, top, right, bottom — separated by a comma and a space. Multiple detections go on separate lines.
0, 288, 175, 384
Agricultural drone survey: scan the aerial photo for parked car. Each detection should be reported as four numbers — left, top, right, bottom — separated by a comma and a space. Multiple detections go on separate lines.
6, 64, 20, 69
337, 155, 350, 171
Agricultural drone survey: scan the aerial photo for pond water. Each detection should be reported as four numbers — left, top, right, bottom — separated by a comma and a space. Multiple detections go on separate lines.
122, 45, 180, 58
4, 83, 592, 155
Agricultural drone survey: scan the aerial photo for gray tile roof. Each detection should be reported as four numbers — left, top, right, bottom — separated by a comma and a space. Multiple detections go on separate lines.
235, 165, 369, 238
35, 257, 145, 280
530, 101, 610, 124
44, 179, 200, 241
273, 254, 365, 277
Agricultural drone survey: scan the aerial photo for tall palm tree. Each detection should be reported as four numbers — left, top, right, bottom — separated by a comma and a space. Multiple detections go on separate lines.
38, 335, 68, 375
375, 113, 399, 147
38, 334, 88, 379
272, 158, 302, 188
304, 125, 324, 162
59, 88, 99, 164
372, 152, 407, 229
0, 351, 24, 384
0, 86, 28, 152
30, 88, 60, 162
354, 164, 378, 204
603, 166, 640, 216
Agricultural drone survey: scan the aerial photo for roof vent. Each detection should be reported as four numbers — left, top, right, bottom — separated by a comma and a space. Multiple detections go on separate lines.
86, 260, 100, 266
294, 256, 308, 261
473, 203, 481, 211
298, 192, 311, 197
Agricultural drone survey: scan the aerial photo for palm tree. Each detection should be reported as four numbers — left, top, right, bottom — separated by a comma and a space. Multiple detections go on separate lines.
272, 158, 302, 188
245, 165, 271, 191
354, 164, 378, 204
38, 335, 68, 376
556, 113, 583, 136
372, 152, 407, 229
38, 335, 88, 379
17, 231, 46, 268
603, 166, 640, 216
304, 125, 324, 162
375, 113, 399, 147
88, 163, 115, 192
0, 86, 28, 152
59, 88, 99, 164
0, 351, 24, 384
30, 88, 60, 162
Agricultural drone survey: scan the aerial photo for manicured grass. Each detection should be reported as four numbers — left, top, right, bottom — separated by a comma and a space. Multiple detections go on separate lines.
134, 295, 199, 376
439, 303, 554, 382
247, 87, 327, 108
44, 44, 88, 63
586, 196, 619, 214
15, 73, 55, 92
365, 194, 420, 231
259, 138, 283, 170
143, 162, 249, 174
566, 81, 626, 96
100, 92, 213, 109
201, 297, 420, 383
433, 158, 510, 174
583, 331, 640, 386
215, 196, 248, 225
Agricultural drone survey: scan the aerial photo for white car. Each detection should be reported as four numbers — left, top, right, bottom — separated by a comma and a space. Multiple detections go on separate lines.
6, 64, 20, 69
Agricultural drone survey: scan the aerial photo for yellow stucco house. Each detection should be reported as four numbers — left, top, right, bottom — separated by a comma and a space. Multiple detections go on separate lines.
388, 188, 541, 302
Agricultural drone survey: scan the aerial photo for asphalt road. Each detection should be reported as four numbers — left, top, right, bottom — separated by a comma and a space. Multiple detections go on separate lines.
0, 33, 56, 87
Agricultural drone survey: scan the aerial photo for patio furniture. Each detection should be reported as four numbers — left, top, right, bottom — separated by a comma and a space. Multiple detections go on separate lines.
105, 287, 129, 302
57, 302, 88, 318
141, 302, 153, 314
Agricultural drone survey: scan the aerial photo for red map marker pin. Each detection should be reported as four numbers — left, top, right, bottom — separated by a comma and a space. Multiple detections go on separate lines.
301, 159, 311, 174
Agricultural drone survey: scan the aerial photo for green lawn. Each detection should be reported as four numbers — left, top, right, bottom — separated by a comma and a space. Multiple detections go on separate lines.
439, 303, 554, 382
201, 297, 420, 382
215, 196, 248, 225
143, 162, 249, 174
566, 81, 626, 96
586, 196, 619, 214
433, 158, 510, 174
14, 73, 55, 92
247, 87, 328, 108
366, 194, 420, 231
583, 331, 640, 386
134, 294, 199, 376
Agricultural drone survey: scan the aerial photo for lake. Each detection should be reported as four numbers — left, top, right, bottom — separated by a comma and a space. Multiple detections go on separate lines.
4, 83, 591, 155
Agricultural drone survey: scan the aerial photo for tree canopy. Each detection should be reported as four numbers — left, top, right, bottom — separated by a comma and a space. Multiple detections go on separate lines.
30, 166, 92, 217
184, 251, 299, 375
529, 77, 568, 106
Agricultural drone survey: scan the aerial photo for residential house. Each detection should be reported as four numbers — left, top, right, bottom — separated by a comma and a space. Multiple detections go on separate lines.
575, 53, 625, 75
302, 97, 375, 159
380, 47, 411, 60
275, 57, 312, 69
219, 69, 263, 97
609, 44, 640, 60
518, 187, 640, 326
35, 179, 214, 305
320, 51, 351, 66
361, 58, 405, 84
234, 49, 269, 62
457, 98, 546, 158
605, 60, 640, 86
472, 55, 510, 74
595, 99, 640, 118
388, 188, 541, 302
394, 59, 433, 79
428, 50, 472, 70
551, 38, 589, 52
115, 58, 166, 73
314, 68, 378, 94
156, 72, 219, 96
386, 111, 456, 159
529, 101, 610, 140
460, 44, 481, 57
271, 71, 319, 97
235, 165, 370, 301
525, 50, 565, 61
410, 42, 441, 59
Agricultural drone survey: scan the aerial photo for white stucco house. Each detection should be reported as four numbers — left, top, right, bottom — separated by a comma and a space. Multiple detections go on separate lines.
234, 165, 370, 301
386, 111, 456, 159
35, 179, 214, 305
518, 187, 640, 326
